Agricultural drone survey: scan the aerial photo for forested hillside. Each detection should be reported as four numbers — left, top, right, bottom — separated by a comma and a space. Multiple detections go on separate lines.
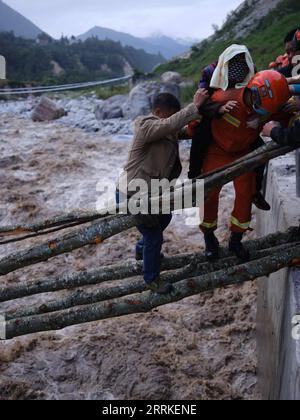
156, 0, 300, 80
0, 32, 165, 84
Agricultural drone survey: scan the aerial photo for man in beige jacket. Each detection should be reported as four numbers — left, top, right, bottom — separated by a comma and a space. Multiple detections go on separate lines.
117, 89, 214, 294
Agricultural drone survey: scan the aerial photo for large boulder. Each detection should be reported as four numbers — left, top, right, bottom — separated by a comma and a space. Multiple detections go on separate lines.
161, 71, 182, 85
94, 95, 128, 120
32, 96, 66, 122
122, 82, 180, 120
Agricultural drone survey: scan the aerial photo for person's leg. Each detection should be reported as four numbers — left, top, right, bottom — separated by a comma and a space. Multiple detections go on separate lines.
135, 238, 144, 261
200, 188, 221, 260
135, 214, 172, 261
137, 222, 174, 295
137, 224, 163, 284
200, 149, 227, 261
200, 188, 221, 233
251, 137, 270, 211
137, 213, 173, 294
160, 213, 173, 231
230, 172, 256, 260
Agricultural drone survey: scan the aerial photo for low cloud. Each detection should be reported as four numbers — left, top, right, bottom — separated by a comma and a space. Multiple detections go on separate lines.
5, 0, 242, 39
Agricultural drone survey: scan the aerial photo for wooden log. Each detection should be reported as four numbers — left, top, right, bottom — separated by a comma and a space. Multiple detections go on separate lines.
1, 227, 299, 303
4, 243, 300, 339
0, 141, 291, 240
5, 241, 299, 321
0, 142, 297, 277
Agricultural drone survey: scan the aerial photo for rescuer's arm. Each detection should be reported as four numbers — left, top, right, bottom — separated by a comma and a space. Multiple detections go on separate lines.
289, 84, 300, 95
262, 120, 300, 147
287, 74, 300, 85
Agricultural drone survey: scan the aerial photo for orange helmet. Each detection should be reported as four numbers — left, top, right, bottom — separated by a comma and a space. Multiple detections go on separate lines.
247, 70, 291, 116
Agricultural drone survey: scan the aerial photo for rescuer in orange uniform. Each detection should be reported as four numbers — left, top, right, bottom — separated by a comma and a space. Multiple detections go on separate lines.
201, 70, 293, 261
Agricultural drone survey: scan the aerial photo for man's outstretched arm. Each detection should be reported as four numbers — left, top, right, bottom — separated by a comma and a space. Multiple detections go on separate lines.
137, 89, 209, 143
262, 120, 300, 147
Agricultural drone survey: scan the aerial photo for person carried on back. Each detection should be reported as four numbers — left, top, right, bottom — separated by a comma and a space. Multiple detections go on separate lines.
201, 70, 295, 262
189, 45, 272, 212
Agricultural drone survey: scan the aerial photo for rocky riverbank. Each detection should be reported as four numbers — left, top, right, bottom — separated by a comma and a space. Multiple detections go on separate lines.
0, 72, 184, 137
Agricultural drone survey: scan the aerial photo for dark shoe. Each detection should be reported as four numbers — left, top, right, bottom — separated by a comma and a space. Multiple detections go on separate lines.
204, 230, 220, 261
253, 192, 271, 211
147, 277, 174, 295
135, 251, 164, 262
229, 233, 250, 262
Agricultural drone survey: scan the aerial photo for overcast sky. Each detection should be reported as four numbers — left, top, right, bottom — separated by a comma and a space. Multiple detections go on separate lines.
5, 0, 242, 40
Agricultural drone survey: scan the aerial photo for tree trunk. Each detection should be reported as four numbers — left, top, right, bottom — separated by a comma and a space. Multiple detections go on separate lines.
0, 142, 297, 277
1, 227, 299, 303
4, 243, 300, 339
5, 241, 299, 321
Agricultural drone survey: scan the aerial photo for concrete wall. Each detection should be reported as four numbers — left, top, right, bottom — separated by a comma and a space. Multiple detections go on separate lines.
256, 153, 300, 400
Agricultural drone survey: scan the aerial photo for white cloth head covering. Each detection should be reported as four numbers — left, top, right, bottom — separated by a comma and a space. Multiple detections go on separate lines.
210, 44, 255, 91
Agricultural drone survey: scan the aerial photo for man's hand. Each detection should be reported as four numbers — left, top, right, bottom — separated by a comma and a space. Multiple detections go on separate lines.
219, 101, 238, 115
281, 101, 300, 114
193, 88, 209, 109
287, 74, 300, 84
262, 121, 282, 138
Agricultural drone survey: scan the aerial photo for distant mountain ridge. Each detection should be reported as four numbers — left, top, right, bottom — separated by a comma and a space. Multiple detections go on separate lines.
157, 0, 300, 78
0, 1, 194, 60
0, 0, 44, 39
77, 26, 193, 59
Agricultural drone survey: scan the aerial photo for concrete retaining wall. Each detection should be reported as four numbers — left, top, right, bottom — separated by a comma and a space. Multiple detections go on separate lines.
256, 152, 300, 400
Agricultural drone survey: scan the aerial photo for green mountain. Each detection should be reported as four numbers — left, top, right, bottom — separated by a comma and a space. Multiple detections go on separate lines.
156, 0, 300, 81
0, 32, 165, 84
0, 0, 44, 39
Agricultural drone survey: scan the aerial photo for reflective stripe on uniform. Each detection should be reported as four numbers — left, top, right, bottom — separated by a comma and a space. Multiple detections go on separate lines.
201, 220, 218, 229
231, 216, 251, 230
222, 113, 241, 128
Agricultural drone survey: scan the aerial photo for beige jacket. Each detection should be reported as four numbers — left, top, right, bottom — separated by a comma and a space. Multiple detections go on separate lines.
118, 103, 201, 195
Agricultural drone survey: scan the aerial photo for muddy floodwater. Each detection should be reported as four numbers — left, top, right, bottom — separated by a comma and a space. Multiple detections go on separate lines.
0, 112, 259, 400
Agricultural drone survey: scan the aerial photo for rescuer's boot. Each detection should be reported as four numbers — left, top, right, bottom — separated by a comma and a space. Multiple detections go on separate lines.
253, 192, 271, 211
229, 232, 250, 262
204, 230, 220, 261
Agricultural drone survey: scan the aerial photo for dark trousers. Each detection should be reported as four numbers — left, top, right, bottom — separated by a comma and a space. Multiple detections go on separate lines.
136, 214, 172, 284
251, 137, 267, 193
116, 190, 172, 284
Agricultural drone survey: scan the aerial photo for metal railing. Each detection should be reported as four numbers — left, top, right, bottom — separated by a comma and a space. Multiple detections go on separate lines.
0, 75, 132, 95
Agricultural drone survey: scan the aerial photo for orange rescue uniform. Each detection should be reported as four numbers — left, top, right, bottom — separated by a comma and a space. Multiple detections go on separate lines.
200, 87, 291, 234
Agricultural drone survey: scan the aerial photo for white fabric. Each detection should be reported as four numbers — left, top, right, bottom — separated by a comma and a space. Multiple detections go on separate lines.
210, 44, 255, 91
